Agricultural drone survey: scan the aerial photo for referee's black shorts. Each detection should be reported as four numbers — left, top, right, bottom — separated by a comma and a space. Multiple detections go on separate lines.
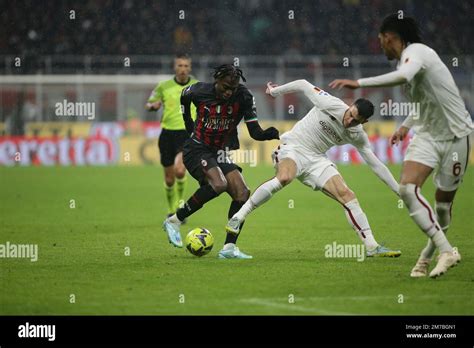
182, 138, 242, 186
158, 129, 189, 167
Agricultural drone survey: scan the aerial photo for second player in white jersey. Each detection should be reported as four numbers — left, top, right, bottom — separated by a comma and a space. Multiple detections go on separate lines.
329, 13, 470, 278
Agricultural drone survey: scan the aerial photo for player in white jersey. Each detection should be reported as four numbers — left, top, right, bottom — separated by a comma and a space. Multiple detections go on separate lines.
225, 79, 401, 258
330, 14, 472, 278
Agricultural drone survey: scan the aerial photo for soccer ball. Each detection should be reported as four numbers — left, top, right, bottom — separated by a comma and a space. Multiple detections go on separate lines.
184, 228, 214, 257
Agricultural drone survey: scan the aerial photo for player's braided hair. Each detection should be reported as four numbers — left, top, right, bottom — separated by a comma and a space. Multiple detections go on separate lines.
213, 64, 246, 82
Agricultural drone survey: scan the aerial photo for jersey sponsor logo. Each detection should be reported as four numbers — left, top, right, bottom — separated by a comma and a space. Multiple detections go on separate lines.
199, 103, 237, 131
203, 118, 233, 130
319, 120, 342, 143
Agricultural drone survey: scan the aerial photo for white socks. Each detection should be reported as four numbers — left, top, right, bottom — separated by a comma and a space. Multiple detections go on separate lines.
399, 184, 452, 254
223, 243, 236, 250
435, 201, 452, 233
343, 199, 378, 250
420, 201, 452, 259
233, 177, 283, 221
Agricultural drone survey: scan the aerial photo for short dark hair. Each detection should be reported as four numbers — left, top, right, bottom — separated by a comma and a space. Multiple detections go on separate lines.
354, 98, 374, 119
213, 64, 246, 82
175, 53, 191, 60
380, 13, 422, 45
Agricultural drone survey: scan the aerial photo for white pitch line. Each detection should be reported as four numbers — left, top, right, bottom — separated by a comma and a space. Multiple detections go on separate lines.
242, 294, 473, 315
305, 294, 473, 301
241, 298, 356, 315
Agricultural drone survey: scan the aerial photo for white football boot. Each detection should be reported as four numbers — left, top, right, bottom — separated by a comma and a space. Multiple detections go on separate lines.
429, 247, 461, 278
410, 258, 431, 278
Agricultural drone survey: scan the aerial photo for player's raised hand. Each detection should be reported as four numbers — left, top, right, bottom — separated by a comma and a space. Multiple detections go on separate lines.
328, 79, 360, 90
264, 126, 279, 140
389, 126, 409, 146
266, 82, 279, 96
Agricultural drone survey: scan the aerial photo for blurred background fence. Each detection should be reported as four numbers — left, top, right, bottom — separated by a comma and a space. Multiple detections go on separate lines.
1, 54, 473, 124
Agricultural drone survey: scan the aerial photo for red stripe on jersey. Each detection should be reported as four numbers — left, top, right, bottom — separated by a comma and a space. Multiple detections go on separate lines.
215, 103, 227, 148
195, 103, 205, 141
219, 103, 227, 131
204, 104, 216, 146
220, 102, 239, 149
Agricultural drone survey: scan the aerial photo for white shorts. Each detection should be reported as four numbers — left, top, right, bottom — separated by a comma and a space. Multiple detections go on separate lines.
272, 143, 339, 191
404, 134, 471, 191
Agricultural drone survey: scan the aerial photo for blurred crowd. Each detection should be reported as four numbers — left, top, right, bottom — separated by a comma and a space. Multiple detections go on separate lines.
2, 0, 473, 57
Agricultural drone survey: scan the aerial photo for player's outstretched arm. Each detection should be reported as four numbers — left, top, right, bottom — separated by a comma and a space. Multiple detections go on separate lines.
329, 58, 422, 89
356, 136, 399, 195
243, 90, 279, 141
246, 121, 279, 141
266, 79, 331, 108
267, 79, 315, 99
180, 85, 195, 135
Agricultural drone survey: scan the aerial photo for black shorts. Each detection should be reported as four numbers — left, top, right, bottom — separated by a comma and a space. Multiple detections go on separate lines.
182, 138, 242, 186
158, 129, 189, 167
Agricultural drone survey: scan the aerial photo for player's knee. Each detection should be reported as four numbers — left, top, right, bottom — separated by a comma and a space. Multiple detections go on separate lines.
277, 172, 293, 186
164, 173, 175, 186
339, 187, 355, 202
174, 165, 186, 179
399, 184, 408, 200
399, 183, 417, 207
211, 178, 228, 194
235, 185, 250, 202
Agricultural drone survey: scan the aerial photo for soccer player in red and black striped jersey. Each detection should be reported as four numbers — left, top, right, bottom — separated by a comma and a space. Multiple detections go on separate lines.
162, 64, 279, 258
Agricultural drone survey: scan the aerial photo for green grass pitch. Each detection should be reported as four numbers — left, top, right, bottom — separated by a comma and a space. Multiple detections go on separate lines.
1, 164, 473, 315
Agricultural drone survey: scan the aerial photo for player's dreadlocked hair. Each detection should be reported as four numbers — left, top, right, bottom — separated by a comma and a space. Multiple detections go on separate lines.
380, 13, 422, 45
213, 64, 247, 82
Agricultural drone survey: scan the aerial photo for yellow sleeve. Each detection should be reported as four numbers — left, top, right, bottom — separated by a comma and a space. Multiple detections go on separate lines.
147, 83, 162, 103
